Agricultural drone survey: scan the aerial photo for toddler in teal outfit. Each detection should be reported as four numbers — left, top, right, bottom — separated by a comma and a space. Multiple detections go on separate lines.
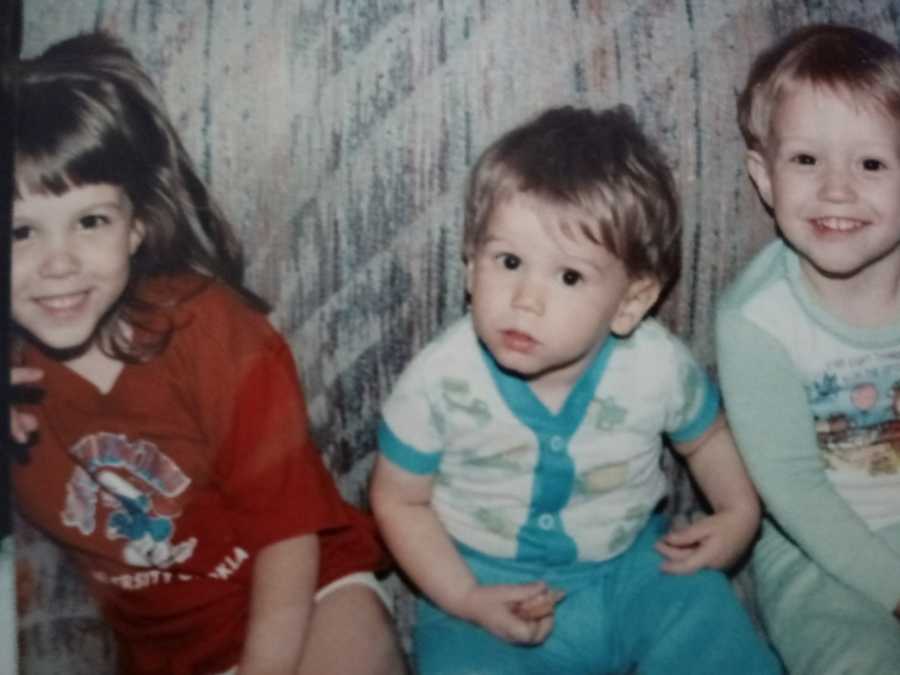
373, 105, 781, 674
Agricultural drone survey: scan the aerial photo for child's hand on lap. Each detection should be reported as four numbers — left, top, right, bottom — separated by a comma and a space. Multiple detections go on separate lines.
513, 586, 565, 621
656, 507, 758, 574
458, 582, 560, 645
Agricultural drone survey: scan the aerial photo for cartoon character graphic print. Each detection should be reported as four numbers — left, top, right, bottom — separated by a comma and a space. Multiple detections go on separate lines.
62, 432, 197, 567
810, 355, 900, 476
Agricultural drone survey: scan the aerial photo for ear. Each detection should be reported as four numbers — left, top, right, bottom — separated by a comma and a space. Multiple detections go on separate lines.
746, 150, 774, 208
465, 256, 475, 297
129, 219, 146, 255
610, 277, 661, 337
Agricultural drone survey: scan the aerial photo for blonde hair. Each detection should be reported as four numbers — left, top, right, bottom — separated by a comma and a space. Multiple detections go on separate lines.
738, 24, 900, 154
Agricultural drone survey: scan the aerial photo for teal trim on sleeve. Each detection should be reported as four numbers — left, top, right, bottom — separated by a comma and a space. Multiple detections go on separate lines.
377, 420, 442, 475
668, 377, 721, 444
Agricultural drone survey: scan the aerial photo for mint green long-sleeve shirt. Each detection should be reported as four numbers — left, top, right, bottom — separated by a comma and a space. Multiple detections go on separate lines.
716, 239, 900, 612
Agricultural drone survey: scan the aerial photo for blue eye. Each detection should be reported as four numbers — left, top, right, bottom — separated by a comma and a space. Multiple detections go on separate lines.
562, 269, 582, 286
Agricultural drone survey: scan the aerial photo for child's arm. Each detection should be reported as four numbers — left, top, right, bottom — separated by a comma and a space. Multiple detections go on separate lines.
717, 309, 900, 613
237, 534, 318, 675
9, 366, 42, 443
370, 456, 559, 645
656, 414, 761, 574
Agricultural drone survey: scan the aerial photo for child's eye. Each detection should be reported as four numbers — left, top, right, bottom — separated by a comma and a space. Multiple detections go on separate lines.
862, 158, 887, 172
79, 214, 109, 229
498, 254, 521, 270
12, 224, 32, 242
790, 153, 816, 166
561, 269, 583, 286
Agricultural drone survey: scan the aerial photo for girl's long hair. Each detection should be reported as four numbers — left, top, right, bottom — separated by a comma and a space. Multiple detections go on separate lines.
13, 31, 268, 361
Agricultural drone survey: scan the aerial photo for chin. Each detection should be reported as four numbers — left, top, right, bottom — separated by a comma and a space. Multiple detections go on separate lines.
21, 325, 97, 360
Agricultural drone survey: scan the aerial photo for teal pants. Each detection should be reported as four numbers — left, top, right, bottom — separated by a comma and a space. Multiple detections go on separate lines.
415, 516, 782, 675
753, 520, 900, 675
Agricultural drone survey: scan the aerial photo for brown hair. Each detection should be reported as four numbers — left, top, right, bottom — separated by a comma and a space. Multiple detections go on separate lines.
738, 24, 900, 154
13, 31, 267, 361
463, 105, 681, 293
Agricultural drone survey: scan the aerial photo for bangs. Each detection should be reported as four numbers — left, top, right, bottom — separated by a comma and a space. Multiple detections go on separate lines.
14, 77, 142, 199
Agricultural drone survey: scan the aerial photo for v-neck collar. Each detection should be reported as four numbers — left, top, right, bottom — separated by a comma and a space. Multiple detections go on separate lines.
478, 334, 618, 433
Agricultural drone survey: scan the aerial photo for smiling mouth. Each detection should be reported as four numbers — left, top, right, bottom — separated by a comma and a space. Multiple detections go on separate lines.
810, 217, 868, 233
34, 290, 90, 314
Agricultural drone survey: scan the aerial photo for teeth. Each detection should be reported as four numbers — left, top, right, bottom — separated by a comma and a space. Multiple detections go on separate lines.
38, 293, 86, 310
813, 217, 865, 231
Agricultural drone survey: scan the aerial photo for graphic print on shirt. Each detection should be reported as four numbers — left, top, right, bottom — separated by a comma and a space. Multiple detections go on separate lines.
61, 431, 198, 567
809, 355, 900, 476
441, 377, 491, 427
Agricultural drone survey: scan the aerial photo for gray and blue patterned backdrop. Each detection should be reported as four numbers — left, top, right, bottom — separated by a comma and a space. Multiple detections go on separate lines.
15, 1, 900, 672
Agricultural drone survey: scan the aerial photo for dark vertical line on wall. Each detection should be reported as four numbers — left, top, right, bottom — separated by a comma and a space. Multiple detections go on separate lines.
93, 0, 108, 30
201, 0, 214, 183
685, 0, 701, 337
613, 27, 623, 85
129, 3, 140, 33
438, 14, 447, 64
147, 0, 161, 32
573, 61, 586, 93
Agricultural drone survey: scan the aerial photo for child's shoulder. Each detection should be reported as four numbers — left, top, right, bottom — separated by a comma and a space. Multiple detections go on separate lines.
718, 238, 791, 315
140, 273, 276, 349
621, 317, 699, 375
141, 273, 263, 319
392, 315, 483, 386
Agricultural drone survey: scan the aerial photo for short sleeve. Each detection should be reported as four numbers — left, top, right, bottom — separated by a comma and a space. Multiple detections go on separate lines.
378, 353, 445, 475
184, 285, 349, 555
663, 334, 721, 444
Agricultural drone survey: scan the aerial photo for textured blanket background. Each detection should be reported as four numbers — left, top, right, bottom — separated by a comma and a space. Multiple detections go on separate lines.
15, 1, 900, 672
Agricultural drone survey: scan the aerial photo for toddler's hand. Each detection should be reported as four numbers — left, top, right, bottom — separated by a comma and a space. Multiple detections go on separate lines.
655, 508, 757, 574
10, 366, 43, 444
457, 582, 558, 645
513, 587, 565, 621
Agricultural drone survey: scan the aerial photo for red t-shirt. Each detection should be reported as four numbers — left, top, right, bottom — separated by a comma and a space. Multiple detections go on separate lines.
13, 275, 388, 675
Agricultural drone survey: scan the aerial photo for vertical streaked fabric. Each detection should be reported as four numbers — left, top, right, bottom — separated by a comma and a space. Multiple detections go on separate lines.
15, 2, 900, 672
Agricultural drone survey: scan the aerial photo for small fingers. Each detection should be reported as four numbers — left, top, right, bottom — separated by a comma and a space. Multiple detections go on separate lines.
661, 521, 711, 548
11, 367, 43, 386
10, 410, 39, 444
659, 546, 711, 575
655, 539, 697, 563
514, 588, 565, 620
506, 614, 553, 645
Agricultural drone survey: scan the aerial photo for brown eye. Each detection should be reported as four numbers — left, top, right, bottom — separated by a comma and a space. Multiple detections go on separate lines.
79, 214, 109, 229
12, 225, 32, 242
863, 158, 886, 171
501, 254, 521, 270
562, 269, 582, 286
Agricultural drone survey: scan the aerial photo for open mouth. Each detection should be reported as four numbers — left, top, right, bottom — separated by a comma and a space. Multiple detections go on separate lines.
810, 217, 867, 233
34, 290, 90, 315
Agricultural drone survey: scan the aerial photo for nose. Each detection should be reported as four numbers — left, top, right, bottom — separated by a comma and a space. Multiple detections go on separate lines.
511, 275, 545, 315
38, 236, 80, 278
818, 164, 856, 203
